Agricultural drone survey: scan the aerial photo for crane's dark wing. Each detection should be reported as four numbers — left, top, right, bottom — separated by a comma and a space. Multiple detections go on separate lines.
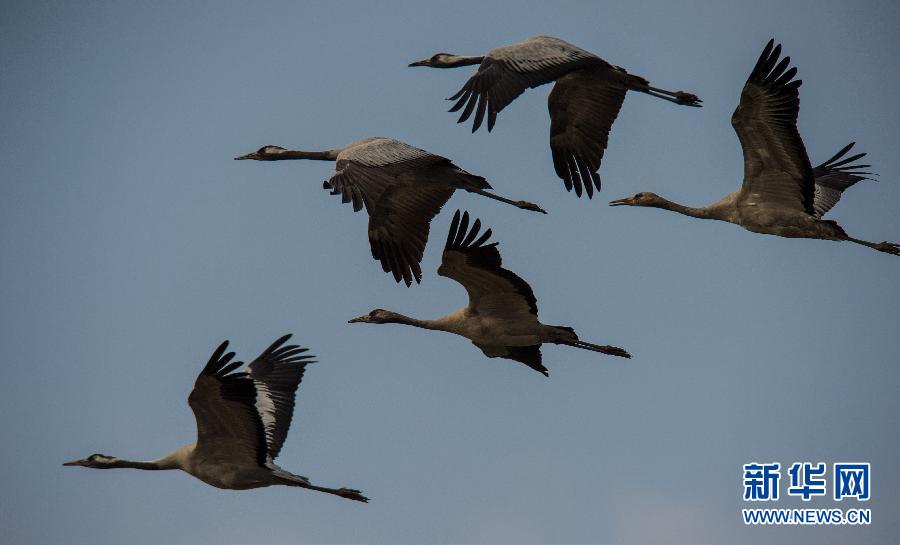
438, 210, 538, 319
368, 183, 455, 286
812, 142, 874, 218
326, 160, 394, 213
245, 334, 315, 463
188, 335, 313, 466
189, 341, 266, 466
326, 138, 464, 286
732, 39, 815, 215
472, 342, 548, 376
325, 139, 448, 213
548, 68, 629, 198
503, 345, 548, 376
449, 36, 606, 132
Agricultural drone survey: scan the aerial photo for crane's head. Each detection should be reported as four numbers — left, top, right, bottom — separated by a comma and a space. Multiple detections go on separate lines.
408, 53, 462, 68
234, 145, 287, 161
348, 309, 401, 324
609, 192, 665, 208
63, 453, 117, 468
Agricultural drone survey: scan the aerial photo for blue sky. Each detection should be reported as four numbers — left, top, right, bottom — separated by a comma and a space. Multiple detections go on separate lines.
1, 1, 898, 544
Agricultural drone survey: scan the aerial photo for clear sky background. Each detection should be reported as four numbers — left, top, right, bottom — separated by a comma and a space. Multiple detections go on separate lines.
1, 1, 898, 544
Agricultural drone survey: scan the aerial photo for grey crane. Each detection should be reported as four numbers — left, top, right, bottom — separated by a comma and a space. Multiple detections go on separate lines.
348, 210, 630, 376
609, 40, 899, 257
64, 334, 368, 502
236, 137, 546, 285
409, 35, 702, 198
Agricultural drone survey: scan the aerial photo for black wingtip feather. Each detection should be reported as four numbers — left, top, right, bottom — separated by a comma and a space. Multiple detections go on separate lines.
443, 209, 539, 316
446, 210, 461, 249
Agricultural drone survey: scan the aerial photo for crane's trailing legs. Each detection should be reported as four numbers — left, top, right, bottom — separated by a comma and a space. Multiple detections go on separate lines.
559, 339, 632, 358
467, 187, 547, 213
846, 237, 900, 256
284, 479, 368, 502
549, 325, 631, 358
639, 85, 702, 106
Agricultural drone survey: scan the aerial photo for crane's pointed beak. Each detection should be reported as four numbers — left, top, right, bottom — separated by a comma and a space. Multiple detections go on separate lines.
234, 153, 257, 160
608, 197, 634, 206
408, 59, 430, 67
347, 315, 368, 324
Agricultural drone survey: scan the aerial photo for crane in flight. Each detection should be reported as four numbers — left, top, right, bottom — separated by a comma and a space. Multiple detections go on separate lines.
410, 35, 702, 198
64, 334, 368, 501
609, 40, 898, 257
237, 137, 545, 285
349, 210, 630, 376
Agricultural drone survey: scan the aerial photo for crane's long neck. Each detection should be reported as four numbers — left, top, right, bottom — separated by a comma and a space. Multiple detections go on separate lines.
385, 312, 444, 331
109, 459, 169, 470
107, 447, 189, 470
274, 149, 339, 161
442, 55, 485, 68
653, 197, 723, 220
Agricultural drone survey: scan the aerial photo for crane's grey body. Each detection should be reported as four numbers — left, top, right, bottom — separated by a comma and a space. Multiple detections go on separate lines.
349, 211, 630, 376
236, 137, 545, 285
64, 335, 368, 501
410, 35, 702, 198
610, 40, 899, 257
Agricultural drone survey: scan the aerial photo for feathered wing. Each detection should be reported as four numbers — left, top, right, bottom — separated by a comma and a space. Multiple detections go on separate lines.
325, 138, 448, 213
438, 210, 538, 320
812, 142, 873, 218
326, 160, 395, 213
732, 39, 815, 215
449, 36, 607, 132
368, 183, 455, 286
548, 68, 629, 198
325, 138, 467, 285
188, 341, 266, 466
188, 335, 313, 466
245, 334, 314, 463
502, 345, 548, 376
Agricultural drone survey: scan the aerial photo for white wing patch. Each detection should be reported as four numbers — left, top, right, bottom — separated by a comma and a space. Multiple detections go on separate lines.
253, 379, 277, 460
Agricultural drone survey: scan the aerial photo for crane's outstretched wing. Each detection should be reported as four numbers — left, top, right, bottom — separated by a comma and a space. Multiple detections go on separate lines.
472, 342, 548, 376
325, 138, 448, 213
548, 68, 629, 198
504, 345, 548, 376
246, 334, 314, 463
732, 39, 815, 215
812, 142, 874, 218
449, 36, 606, 132
189, 335, 313, 466
325, 138, 471, 286
438, 210, 537, 320
368, 183, 455, 286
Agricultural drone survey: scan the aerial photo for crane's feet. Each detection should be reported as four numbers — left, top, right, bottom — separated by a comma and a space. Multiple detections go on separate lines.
337, 488, 369, 502
517, 201, 547, 214
674, 91, 702, 106
601, 345, 632, 359
875, 241, 900, 256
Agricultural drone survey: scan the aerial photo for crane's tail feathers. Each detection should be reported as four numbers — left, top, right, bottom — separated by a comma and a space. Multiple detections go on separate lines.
565, 339, 631, 359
